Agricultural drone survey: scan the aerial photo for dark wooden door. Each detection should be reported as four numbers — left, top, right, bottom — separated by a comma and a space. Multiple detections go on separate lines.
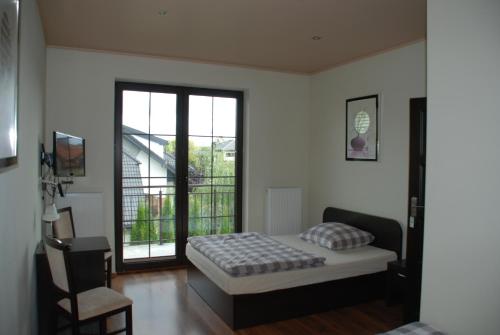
405, 98, 426, 322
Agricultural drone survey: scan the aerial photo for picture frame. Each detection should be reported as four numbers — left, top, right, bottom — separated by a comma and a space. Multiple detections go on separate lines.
0, 0, 20, 169
345, 94, 378, 161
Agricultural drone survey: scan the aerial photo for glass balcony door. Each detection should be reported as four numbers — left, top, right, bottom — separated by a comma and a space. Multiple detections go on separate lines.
187, 94, 239, 237
116, 84, 179, 271
115, 83, 243, 272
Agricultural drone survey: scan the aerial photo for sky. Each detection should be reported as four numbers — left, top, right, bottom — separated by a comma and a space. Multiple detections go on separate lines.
122, 91, 237, 147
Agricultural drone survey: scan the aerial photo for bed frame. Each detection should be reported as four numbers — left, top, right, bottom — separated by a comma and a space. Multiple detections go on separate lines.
187, 207, 402, 330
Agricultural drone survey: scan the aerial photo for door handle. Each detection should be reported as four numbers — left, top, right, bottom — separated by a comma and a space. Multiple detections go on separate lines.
410, 196, 424, 217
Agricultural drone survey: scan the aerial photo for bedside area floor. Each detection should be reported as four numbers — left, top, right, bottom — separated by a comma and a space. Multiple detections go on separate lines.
111, 269, 403, 335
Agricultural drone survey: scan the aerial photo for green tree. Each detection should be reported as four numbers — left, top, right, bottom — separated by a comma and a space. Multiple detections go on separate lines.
189, 193, 204, 236
161, 195, 175, 243
167, 139, 235, 179
164, 139, 236, 236
130, 200, 159, 245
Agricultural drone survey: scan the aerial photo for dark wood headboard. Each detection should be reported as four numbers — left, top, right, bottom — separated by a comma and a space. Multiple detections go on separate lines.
322, 207, 402, 259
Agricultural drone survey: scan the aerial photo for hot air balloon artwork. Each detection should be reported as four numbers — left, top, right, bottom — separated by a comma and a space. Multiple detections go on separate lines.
346, 95, 378, 161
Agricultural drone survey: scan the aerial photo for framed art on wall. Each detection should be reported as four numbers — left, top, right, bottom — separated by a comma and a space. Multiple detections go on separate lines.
0, 0, 20, 169
345, 94, 378, 161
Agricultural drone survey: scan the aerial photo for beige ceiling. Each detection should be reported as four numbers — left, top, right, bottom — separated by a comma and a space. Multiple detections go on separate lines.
37, 0, 426, 74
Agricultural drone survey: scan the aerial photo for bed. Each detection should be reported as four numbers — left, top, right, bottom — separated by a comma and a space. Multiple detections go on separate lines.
186, 207, 403, 330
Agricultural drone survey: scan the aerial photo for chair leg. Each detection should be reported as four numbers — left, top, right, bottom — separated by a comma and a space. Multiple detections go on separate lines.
106, 256, 112, 288
125, 306, 133, 335
49, 305, 58, 335
71, 322, 80, 335
99, 317, 107, 335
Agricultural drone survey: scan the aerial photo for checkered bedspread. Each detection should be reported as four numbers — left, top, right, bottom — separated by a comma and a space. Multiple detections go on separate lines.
378, 322, 446, 335
187, 232, 326, 277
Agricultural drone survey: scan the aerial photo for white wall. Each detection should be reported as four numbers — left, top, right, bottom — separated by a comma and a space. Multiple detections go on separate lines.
420, 2, 500, 334
0, 1, 46, 334
308, 42, 426, 252
45, 49, 310, 265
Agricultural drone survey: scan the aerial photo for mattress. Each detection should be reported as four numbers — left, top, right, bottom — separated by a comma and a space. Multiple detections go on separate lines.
186, 234, 397, 295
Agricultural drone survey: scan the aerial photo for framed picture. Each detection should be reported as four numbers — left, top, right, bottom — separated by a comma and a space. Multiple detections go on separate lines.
345, 94, 378, 161
0, 0, 20, 169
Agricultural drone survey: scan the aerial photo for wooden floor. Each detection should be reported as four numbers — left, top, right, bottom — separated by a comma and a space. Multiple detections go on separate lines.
112, 269, 403, 335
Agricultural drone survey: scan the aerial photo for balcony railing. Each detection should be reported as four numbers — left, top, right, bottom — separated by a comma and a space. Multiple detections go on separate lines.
122, 189, 235, 259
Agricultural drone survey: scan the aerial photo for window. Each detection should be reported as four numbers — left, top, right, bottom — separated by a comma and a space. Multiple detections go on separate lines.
115, 82, 243, 271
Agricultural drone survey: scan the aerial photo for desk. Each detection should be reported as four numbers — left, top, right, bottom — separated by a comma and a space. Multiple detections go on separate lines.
36, 236, 111, 335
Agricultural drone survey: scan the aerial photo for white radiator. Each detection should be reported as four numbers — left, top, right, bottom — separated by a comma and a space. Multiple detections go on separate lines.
55, 192, 105, 237
265, 188, 302, 236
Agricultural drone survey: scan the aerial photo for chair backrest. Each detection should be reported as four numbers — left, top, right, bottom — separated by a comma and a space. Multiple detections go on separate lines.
53, 207, 76, 239
44, 237, 71, 293
44, 237, 80, 320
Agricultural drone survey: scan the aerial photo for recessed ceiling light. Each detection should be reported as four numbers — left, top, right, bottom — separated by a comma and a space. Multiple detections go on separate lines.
312, 36, 322, 41
158, 10, 168, 16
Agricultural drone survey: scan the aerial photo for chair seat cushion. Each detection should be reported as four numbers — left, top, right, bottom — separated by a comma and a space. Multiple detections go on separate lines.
58, 287, 132, 321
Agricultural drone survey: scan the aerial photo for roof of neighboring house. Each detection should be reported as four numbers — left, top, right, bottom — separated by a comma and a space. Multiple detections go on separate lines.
122, 151, 144, 222
122, 125, 168, 144
122, 125, 197, 176
123, 125, 174, 173
124, 133, 176, 175
215, 139, 235, 151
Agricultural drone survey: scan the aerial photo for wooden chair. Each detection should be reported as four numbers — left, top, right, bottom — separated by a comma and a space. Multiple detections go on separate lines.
44, 237, 133, 335
54, 207, 113, 288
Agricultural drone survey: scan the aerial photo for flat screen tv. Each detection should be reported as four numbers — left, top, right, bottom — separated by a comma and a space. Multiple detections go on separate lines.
53, 131, 85, 177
